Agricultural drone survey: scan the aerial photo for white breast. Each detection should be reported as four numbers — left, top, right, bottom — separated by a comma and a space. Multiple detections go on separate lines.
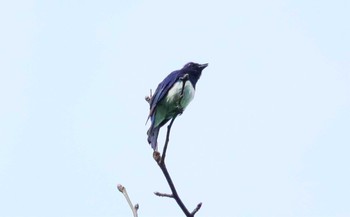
166, 80, 195, 109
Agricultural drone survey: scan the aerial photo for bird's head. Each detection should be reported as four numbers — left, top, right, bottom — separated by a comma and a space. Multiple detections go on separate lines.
181, 62, 208, 87
182, 62, 208, 72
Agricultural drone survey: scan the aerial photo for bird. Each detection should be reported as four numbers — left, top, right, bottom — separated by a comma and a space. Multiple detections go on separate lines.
146, 62, 208, 151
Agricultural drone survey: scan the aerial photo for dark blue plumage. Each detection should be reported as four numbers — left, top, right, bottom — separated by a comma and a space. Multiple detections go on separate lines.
147, 62, 208, 150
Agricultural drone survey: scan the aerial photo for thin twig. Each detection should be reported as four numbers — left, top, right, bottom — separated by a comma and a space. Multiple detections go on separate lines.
145, 89, 153, 104
154, 117, 202, 217
160, 116, 176, 164
158, 160, 194, 216
151, 73, 202, 216
154, 192, 174, 198
160, 73, 188, 164
117, 184, 139, 217
191, 203, 202, 216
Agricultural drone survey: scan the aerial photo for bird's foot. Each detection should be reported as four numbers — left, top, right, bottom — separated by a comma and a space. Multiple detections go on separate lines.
179, 74, 189, 81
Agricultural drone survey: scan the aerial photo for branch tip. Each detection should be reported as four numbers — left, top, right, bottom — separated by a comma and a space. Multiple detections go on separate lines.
191, 202, 202, 215
117, 184, 125, 193
154, 192, 174, 198
145, 89, 153, 104
117, 184, 138, 217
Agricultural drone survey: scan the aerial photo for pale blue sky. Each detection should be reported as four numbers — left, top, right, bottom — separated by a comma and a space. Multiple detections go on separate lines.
0, 0, 349, 217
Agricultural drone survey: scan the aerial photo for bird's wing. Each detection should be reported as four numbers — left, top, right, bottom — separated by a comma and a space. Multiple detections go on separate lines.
147, 70, 181, 121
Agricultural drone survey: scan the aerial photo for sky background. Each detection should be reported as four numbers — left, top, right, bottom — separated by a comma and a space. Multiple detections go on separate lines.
0, 0, 349, 217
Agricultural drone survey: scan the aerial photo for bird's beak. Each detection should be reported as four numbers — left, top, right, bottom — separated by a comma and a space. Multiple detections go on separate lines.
199, 63, 208, 69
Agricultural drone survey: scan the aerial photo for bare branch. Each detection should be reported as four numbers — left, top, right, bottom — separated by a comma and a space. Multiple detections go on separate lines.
117, 184, 139, 217
160, 116, 176, 164
191, 203, 202, 216
159, 73, 188, 164
154, 192, 174, 198
151, 72, 202, 216
154, 115, 202, 217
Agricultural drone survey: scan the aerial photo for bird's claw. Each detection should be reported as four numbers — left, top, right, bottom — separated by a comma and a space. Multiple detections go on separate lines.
180, 74, 189, 81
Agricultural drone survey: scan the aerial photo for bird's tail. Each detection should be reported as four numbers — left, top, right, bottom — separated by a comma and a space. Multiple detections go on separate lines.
147, 125, 159, 151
